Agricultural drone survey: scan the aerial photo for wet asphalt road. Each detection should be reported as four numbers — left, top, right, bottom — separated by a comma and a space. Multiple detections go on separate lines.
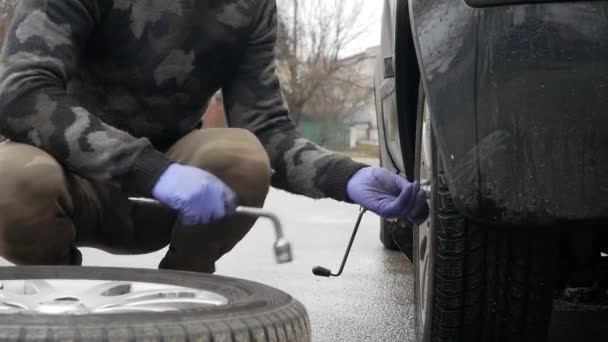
0, 160, 418, 341
216, 189, 416, 342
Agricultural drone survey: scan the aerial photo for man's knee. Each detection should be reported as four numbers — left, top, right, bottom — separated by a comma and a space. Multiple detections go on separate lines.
212, 130, 271, 205
232, 151, 272, 206
0, 142, 74, 264
0, 142, 68, 201
171, 128, 272, 206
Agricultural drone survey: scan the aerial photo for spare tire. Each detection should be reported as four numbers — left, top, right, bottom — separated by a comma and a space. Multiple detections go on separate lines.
0, 266, 310, 342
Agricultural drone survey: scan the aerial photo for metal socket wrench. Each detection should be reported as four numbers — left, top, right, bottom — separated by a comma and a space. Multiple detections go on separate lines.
128, 197, 293, 264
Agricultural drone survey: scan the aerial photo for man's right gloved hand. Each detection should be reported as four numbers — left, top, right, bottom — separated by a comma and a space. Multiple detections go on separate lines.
346, 167, 429, 224
152, 164, 237, 225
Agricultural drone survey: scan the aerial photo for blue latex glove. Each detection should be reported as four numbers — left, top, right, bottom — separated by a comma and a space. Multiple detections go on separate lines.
152, 164, 237, 225
347, 167, 429, 224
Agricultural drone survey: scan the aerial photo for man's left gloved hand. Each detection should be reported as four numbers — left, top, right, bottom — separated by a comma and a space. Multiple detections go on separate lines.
347, 166, 429, 224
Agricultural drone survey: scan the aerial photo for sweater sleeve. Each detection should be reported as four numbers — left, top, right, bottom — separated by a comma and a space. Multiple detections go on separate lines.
222, 0, 367, 202
0, 0, 171, 196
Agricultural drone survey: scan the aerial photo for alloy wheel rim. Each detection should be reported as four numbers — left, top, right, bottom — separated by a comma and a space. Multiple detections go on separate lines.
417, 101, 433, 332
0, 279, 228, 315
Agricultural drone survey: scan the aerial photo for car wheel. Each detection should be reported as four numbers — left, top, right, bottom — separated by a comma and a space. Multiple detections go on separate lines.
0, 266, 310, 341
380, 218, 416, 261
413, 98, 559, 342
380, 218, 399, 251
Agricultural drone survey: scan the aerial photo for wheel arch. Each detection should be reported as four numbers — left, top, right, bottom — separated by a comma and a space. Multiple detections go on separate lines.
394, 0, 421, 182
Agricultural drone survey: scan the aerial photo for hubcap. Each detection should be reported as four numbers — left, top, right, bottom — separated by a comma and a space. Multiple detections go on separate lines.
417, 102, 433, 332
0, 279, 228, 315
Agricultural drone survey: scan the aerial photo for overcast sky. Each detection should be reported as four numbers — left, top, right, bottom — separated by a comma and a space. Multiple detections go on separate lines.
277, 0, 383, 57
345, 1, 382, 56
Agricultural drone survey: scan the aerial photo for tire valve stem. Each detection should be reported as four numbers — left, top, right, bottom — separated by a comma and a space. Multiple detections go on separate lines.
312, 208, 367, 278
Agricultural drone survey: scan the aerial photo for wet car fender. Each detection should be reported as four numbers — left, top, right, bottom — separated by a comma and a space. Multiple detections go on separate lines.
409, 0, 608, 224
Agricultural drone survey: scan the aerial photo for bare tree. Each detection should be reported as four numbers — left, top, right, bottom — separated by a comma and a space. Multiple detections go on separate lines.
276, 0, 371, 125
306, 50, 375, 146
304, 54, 373, 122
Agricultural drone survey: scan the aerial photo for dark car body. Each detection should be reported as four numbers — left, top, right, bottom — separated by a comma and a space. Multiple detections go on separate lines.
383, 0, 608, 226
375, 2, 608, 340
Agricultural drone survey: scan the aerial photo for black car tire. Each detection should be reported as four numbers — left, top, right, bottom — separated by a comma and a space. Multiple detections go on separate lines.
380, 218, 415, 261
380, 218, 399, 251
414, 99, 558, 342
0, 266, 311, 342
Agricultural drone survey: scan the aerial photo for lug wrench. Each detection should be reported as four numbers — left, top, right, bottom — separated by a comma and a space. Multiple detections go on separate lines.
313, 179, 431, 278
312, 208, 367, 277
128, 197, 293, 264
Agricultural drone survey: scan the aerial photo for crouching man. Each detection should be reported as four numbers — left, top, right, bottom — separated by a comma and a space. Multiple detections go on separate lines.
0, 0, 428, 273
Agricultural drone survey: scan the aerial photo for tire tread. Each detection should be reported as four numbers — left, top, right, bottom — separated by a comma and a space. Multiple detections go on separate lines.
427, 164, 557, 342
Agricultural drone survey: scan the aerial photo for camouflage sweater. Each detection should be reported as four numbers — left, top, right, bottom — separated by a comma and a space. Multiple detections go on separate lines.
0, 0, 366, 201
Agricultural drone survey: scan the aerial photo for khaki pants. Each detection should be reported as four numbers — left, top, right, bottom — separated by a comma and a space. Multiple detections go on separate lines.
0, 128, 272, 273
